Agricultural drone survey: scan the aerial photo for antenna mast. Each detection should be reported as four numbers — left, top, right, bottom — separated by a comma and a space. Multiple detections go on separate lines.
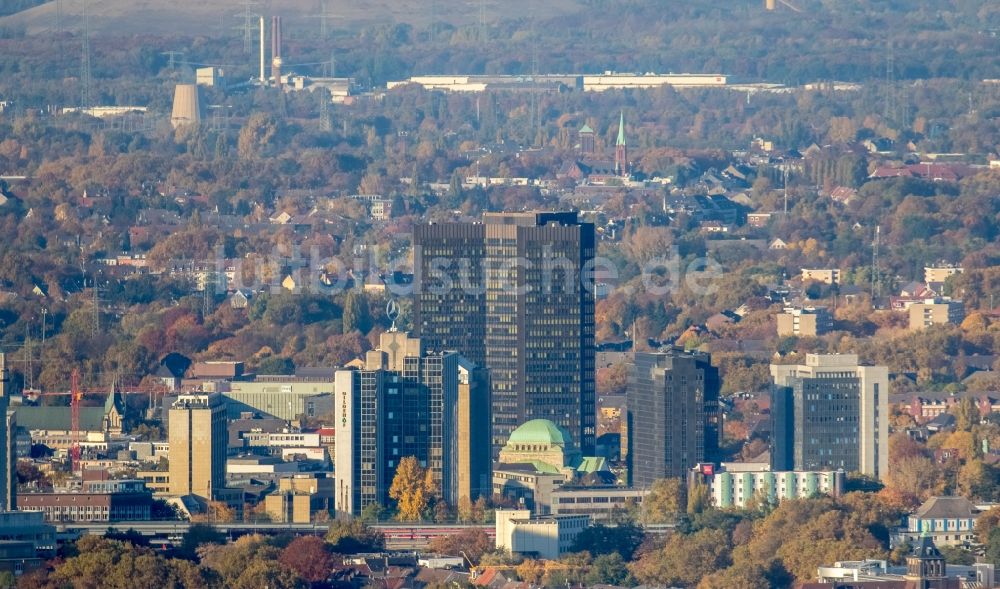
871, 225, 880, 304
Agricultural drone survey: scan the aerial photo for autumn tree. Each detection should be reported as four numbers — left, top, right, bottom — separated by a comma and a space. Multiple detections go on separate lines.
198, 534, 304, 589
237, 112, 280, 160
176, 524, 227, 561
326, 518, 385, 553
687, 482, 711, 515
569, 522, 644, 560
278, 536, 334, 583
515, 559, 545, 584
342, 291, 372, 335
586, 552, 632, 586
953, 397, 981, 432
729, 496, 890, 584
883, 455, 945, 501
629, 528, 731, 587
428, 529, 494, 564
47, 536, 220, 589
191, 501, 236, 524
389, 456, 438, 521
641, 478, 686, 523
977, 506, 1000, 544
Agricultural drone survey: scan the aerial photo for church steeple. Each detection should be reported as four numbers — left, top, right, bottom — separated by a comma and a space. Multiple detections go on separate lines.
614, 111, 628, 178
905, 533, 946, 581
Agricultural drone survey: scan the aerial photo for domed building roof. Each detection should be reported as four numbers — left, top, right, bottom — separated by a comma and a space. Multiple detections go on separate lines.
507, 419, 574, 448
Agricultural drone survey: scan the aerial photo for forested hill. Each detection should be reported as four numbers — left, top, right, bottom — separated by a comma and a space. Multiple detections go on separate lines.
2, 0, 999, 86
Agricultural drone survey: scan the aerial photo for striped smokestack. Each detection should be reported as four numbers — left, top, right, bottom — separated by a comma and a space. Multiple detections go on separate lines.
271, 16, 283, 89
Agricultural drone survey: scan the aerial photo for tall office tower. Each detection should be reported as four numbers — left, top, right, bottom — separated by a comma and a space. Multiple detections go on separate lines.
456, 361, 491, 502
334, 332, 488, 516
770, 354, 888, 479
0, 354, 14, 511
414, 212, 596, 459
627, 349, 720, 488
168, 393, 228, 501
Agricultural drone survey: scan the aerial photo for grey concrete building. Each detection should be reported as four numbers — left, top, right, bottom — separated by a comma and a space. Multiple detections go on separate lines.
770, 354, 888, 479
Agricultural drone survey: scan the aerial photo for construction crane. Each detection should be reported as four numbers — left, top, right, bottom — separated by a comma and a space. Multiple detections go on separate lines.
71, 370, 81, 473
26, 369, 84, 473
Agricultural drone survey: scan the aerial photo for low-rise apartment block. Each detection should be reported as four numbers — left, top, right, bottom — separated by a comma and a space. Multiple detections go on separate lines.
908, 299, 965, 330
776, 306, 833, 337
690, 463, 845, 509
801, 268, 841, 285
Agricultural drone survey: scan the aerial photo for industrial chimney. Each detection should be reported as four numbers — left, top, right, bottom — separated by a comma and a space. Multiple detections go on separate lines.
271, 16, 283, 89
170, 84, 202, 129
259, 16, 266, 84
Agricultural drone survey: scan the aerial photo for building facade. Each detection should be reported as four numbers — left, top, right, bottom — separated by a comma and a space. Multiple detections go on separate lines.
334, 332, 488, 516
414, 212, 596, 458
264, 474, 335, 523
896, 496, 981, 547
0, 354, 13, 511
549, 486, 647, 522
19, 480, 153, 522
495, 509, 590, 560
691, 464, 845, 509
168, 393, 228, 501
908, 299, 965, 331
800, 268, 841, 285
924, 266, 963, 285
627, 349, 720, 488
221, 375, 334, 421
776, 306, 832, 337
771, 354, 889, 479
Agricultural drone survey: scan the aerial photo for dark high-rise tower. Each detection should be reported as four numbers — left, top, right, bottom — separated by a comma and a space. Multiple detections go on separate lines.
627, 349, 719, 488
414, 212, 596, 459
0, 354, 13, 511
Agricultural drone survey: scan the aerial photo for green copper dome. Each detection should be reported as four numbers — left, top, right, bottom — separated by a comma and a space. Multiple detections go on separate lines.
507, 419, 574, 448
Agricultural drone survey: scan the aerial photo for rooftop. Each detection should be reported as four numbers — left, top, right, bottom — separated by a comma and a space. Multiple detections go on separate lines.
914, 496, 978, 520
507, 419, 574, 448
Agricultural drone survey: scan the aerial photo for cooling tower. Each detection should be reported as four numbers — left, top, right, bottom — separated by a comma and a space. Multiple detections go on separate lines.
170, 84, 202, 129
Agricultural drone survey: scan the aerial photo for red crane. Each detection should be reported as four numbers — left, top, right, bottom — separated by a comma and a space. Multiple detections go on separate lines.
70, 369, 81, 473
26, 369, 85, 473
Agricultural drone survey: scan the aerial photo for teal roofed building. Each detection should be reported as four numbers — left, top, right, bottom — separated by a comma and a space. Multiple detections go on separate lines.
494, 419, 614, 514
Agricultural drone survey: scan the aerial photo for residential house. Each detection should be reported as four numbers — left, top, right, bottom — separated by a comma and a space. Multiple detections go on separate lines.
896, 496, 981, 547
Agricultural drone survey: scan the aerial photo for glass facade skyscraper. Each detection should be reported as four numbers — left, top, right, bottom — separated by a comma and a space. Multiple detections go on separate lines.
626, 349, 720, 488
414, 212, 596, 459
